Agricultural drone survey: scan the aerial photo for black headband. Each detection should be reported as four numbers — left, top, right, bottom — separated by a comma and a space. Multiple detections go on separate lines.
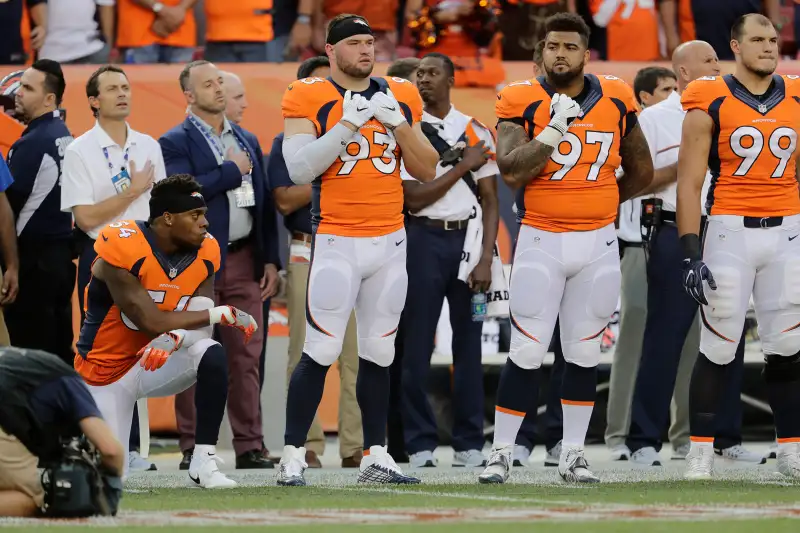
326, 17, 373, 45
150, 191, 206, 220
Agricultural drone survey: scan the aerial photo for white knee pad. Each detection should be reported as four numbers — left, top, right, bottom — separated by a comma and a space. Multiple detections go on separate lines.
705, 266, 739, 319
761, 330, 800, 358
562, 339, 601, 368
375, 261, 408, 316
308, 260, 354, 314
508, 324, 547, 370
358, 335, 396, 367
304, 337, 344, 366
509, 262, 552, 319
586, 265, 621, 321
700, 317, 738, 365
784, 258, 800, 305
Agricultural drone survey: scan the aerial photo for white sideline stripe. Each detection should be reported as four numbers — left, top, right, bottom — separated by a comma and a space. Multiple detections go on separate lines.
338, 486, 579, 506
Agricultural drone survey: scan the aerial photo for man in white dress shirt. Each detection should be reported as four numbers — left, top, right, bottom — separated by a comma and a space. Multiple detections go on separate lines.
400, 53, 499, 468
60, 65, 166, 473
624, 41, 762, 466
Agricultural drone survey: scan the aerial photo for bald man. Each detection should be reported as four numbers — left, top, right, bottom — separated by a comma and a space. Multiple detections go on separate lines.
624, 41, 762, 467
223, 72, 248, 125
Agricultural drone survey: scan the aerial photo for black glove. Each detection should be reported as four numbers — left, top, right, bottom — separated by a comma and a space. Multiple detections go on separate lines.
680, 234, 716, 305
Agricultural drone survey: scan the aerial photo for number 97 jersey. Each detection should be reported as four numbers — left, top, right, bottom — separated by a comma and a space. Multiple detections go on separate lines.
682, 74, 800, 217
496, 74, 639, 232
74, 220, 221, 387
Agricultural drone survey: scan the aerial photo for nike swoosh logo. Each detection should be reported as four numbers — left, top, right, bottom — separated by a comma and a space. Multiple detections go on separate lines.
790, 235, 799, 241
102, 234, 108, 242
606, 240, 615, 246
189, 474, 201, 485
386, 106, 396, 111
357, 105, 369, 112
395, 239, 405, 246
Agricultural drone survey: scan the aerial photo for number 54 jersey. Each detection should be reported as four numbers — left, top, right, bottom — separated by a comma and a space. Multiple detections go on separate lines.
75, 220, 221, 386
681, 74, 800, 217
496, 74, 639, 232
281, 76, 423, 238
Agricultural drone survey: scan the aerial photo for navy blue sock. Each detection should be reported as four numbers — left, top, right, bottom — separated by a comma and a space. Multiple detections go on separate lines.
285, 353, 329, 447
357, 359, 390, 450
689, 353, 729, 440
763, 353, 800, 441
195, 343, 229, 446
561, 362, 596, 403
496, 359, 539, 414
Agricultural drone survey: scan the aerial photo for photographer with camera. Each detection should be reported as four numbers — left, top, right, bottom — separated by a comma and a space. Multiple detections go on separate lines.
0, 347, 123, 518
400, 52, 500, 469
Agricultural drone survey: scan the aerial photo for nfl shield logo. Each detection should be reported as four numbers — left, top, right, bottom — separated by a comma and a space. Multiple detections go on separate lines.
169, 267, 178, 279
758, 104, 767, 113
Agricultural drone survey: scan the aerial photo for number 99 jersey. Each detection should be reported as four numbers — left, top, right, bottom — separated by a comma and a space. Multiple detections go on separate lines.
682, 74, 800, 217
496, 74, 639, 232
74, 220, 220, 386
281, 76, 423, 238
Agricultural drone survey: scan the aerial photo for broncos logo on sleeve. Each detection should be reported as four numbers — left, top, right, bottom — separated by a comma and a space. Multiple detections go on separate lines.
74, 220, 220, 386
496, 74, 639, 232
281, 76, 424, 237
682, 74, 800, 217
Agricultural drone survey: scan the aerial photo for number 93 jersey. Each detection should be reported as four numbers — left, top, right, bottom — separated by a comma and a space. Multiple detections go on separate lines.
682, 74, 800, 217
74, 220, 221, 386
282, 76, 423, 237
496, 74, 639, 232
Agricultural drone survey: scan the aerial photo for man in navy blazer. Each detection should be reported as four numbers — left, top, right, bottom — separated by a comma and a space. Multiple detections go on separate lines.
159, 60, 280, 471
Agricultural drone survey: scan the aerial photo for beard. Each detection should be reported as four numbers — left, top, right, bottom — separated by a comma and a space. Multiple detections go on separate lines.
337, 57, 373, 79
544, 62, 584, 88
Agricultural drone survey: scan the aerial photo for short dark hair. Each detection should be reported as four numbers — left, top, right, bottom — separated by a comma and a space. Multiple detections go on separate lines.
633, 66, 677, 104
544, 12, 591, 47
31, 59, 65, 106
386, 57, 420, 81
731, 13, 774, 42
179, 60, 212, 92
421, 53, 455, 77
151, 174, 201, 200
86, 65, 127, 117
297, 56, 330, 80
532, 40, 545, 68
326, 13, 368, 41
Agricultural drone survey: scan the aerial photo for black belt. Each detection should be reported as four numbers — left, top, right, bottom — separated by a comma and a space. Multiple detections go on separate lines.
407, 216, 470, 231
660, 211, 708, 227
743, 216, 783, 228
227, 238, 250, 253
619, 239, 644, 249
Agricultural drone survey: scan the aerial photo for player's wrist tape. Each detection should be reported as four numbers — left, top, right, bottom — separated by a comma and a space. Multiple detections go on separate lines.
535, 125, 565, 148
208, 306, 230, 326
680, 233, 702, 261
283, 123, 357, 185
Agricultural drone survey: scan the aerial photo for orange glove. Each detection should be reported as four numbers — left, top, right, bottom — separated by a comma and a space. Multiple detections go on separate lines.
209, 305, 259, 343
137, 331, 185, 371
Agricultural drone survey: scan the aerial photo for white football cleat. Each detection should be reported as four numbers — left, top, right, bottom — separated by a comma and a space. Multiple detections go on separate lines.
188, 447, 237, 489
359, 445, 420, 484
277, 445, 308, 486
409, 450, 437, 468
479, 445, 512, 484
684, 444, 714, 480
776, 443, 800, 479
716, 444, 766, 465
558, 446, 600, 483
453, 449, 487, 468
630, 446, 662, 466
128, 451, 156, 472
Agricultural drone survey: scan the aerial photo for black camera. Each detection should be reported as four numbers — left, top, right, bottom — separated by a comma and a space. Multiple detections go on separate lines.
640, 197, 663, 242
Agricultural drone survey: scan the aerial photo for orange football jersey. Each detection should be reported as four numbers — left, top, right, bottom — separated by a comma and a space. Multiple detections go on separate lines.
496, 74, 639, 232
75, 220, 221, 386
682, 74, 800, 217
281, 76, 424, 237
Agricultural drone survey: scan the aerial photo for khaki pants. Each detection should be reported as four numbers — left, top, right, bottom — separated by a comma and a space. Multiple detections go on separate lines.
286, 259, 362, 459
0, 428, 43, 507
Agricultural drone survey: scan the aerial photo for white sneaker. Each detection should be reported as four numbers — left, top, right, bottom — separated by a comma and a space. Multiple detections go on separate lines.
672, 443, 690, 460
630, 446, 662, 466
544, 440, 562, 467
453, 449, 487, 467
277, 445, 308, 486
766, 441, 778, 460
716, 444, 766, 465
558, 446, 599, 483
409, 451, 437, 468
478, 445, 512, 484
359, 445, 420, 484
512, 445, 530, 467
128, 451, 156, 472
776, 443, 800, 479
685, 444, 714, 480
609, 444, 631, 461
188, 446, 237, 489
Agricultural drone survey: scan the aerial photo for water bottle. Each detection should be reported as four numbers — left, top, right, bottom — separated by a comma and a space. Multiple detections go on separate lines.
471, 291, 487, 322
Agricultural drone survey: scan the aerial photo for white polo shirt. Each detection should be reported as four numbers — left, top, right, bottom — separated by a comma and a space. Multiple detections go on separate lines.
61, 121, 167, 239
402, 105, 499, 221
617, 90, 712, 242
39, 0, 114, 63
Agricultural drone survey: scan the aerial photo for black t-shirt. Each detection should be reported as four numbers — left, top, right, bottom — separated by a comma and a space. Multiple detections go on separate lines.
273, 0, 299, 38
691, 0, 762, 61
29, 375, 103, 437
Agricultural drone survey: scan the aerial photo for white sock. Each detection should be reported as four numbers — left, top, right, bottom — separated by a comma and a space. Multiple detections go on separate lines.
493, 408, 525, 448
194, 444, 216, 457
778, 440, 800, 453
561, 401, 594, 448
689, 438, 713, 452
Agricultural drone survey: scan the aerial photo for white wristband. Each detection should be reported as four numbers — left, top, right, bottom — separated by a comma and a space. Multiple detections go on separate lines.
535, 125, 565, 148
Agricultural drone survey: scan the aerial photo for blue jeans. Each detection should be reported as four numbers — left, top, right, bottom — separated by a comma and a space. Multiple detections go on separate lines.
125, 44, 195, 64
204, 42, 268, 63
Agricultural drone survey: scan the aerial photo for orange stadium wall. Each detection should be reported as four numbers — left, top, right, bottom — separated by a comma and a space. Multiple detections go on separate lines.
3, 60, 800, 435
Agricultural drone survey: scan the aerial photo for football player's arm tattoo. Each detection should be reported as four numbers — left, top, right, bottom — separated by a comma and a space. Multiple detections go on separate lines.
496, 121, 555, 190
93, 258, 213, 337
617, 124, 655, 203
677, 109, 713, 238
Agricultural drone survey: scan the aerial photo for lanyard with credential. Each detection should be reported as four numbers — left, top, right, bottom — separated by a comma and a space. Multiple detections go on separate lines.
102, 145, 130, 176
188, 114, 252, 170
